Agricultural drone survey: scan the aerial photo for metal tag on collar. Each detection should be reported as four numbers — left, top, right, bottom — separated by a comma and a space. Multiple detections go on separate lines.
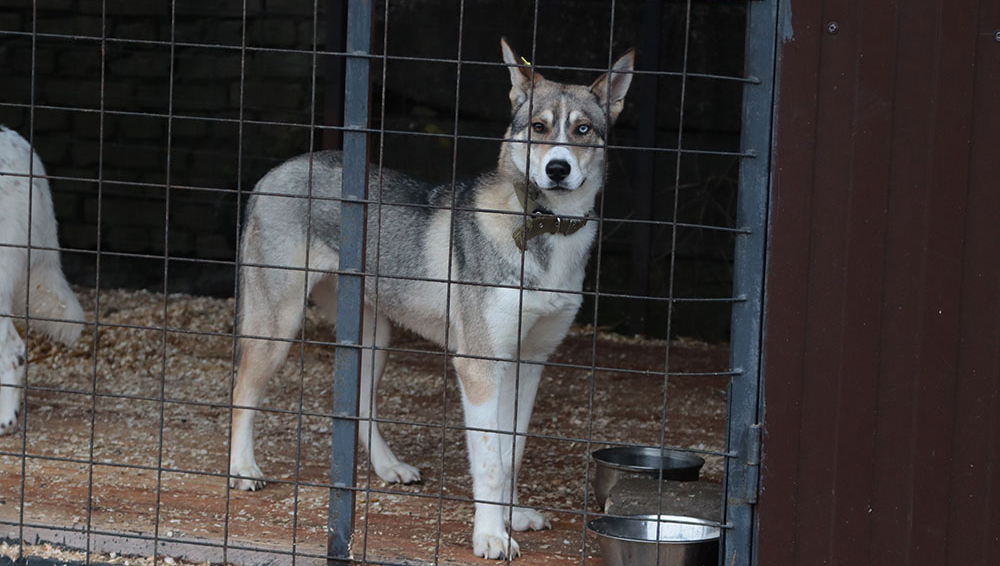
512, 218, 538, 251
513, 226, 527, 251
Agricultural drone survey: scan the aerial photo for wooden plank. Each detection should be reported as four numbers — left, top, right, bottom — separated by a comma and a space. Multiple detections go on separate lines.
792, 0, 860, 560
868, 0, 941, 561
826, 0, 898, 559
947, 4, 1000, 565
756, 0, 824, 561
905, 2, 979, 564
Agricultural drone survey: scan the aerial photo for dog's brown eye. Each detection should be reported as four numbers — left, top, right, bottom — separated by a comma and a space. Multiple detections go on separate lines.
576, 124, 591, 135
532, 122, 546, 133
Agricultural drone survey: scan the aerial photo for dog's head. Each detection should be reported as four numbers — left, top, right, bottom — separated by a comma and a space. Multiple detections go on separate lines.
499, 38, 634, 195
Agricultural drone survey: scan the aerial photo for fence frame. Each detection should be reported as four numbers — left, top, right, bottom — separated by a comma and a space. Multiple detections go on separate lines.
0, 1, 775, 564
722, 0, 778, 564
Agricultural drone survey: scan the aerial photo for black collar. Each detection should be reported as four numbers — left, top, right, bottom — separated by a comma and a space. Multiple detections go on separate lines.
511, 183, 590, 251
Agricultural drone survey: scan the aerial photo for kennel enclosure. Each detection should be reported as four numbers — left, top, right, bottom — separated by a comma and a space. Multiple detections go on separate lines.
0, 0, 792, 565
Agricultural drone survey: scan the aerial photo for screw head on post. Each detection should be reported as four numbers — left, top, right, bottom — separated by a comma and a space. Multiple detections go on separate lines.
827, 21, 840, 35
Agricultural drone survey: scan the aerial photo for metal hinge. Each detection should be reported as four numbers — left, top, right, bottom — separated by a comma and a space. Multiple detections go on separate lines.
746, 423, 762, 504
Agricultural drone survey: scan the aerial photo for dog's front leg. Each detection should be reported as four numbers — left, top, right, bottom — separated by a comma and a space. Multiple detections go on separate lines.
499, 359, 550, 533
501, 309, 576, 531
455, 354, 520, 560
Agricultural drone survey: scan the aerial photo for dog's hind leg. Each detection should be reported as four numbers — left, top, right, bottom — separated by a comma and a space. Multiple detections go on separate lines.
0, 252, 26, 435
0, 316, 25, 435
312, 281, 420, 483
357, 304, 420, 484
229, 264, 313, 491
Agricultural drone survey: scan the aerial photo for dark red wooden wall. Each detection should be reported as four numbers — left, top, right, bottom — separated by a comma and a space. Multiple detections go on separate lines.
758, 0, 1000, 564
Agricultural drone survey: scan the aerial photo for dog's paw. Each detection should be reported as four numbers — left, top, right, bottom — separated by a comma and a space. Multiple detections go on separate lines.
0, 408, 19, 436
509, 508, 550, 532
231, 475, 266, 491
375, 460, 421, 485
229, 461, 266, 491
473, 529, 520, 560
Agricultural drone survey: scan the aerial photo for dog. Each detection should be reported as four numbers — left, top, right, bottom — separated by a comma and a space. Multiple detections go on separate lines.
0, 126, 85, 435
228, 39, 634, 559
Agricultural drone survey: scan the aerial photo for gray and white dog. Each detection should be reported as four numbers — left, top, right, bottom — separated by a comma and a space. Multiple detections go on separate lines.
229, 39, 633, 560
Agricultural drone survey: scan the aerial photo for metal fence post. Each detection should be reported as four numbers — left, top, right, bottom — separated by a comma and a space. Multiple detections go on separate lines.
724, 0, 779, 564
328, 0, 372, 562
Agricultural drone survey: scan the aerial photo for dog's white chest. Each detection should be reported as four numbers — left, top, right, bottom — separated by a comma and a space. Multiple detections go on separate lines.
506, 230, 592, 316
519, 283, 583, 317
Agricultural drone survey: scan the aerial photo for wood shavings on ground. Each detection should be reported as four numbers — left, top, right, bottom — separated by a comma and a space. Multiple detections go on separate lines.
1, 288, 729, 566
0, 541, 209, 566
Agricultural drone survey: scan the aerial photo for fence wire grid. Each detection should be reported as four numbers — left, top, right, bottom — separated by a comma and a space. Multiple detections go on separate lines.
0, 1, 770, 565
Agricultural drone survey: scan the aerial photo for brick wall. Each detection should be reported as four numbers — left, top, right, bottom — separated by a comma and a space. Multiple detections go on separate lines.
0, 0, 746, 340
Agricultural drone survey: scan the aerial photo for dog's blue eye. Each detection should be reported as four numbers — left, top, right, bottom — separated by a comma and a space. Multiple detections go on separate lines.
532, 122, 546, 133
576, 124, 591, 135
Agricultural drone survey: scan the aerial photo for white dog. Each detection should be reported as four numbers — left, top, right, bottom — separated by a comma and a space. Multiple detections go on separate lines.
0, 126, 84, 434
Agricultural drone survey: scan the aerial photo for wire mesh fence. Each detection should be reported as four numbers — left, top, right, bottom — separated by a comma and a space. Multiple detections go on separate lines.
0, 1, 769, 565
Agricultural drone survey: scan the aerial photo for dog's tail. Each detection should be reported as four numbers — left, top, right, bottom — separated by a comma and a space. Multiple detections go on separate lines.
0, 126, 85, 345
24, 260, 85, 345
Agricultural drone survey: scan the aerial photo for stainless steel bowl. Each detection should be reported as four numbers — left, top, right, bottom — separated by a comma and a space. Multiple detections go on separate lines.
587, 514, 720, 566
592, 447, 705, 509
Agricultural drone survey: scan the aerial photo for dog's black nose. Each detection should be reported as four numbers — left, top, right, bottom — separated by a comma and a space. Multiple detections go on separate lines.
545, 160, 570, 183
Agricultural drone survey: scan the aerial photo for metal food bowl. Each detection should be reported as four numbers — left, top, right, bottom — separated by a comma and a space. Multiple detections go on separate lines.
592, 447, 705, 509
587, 514, 720, 566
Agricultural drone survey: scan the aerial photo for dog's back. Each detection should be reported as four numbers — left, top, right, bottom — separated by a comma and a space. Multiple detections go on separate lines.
243, 150, 442, 266
242, 150, 490, 343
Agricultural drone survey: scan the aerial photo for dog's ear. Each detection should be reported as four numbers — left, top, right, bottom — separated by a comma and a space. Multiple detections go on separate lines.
590, 48, 635, 123
501, 37, 544, 109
